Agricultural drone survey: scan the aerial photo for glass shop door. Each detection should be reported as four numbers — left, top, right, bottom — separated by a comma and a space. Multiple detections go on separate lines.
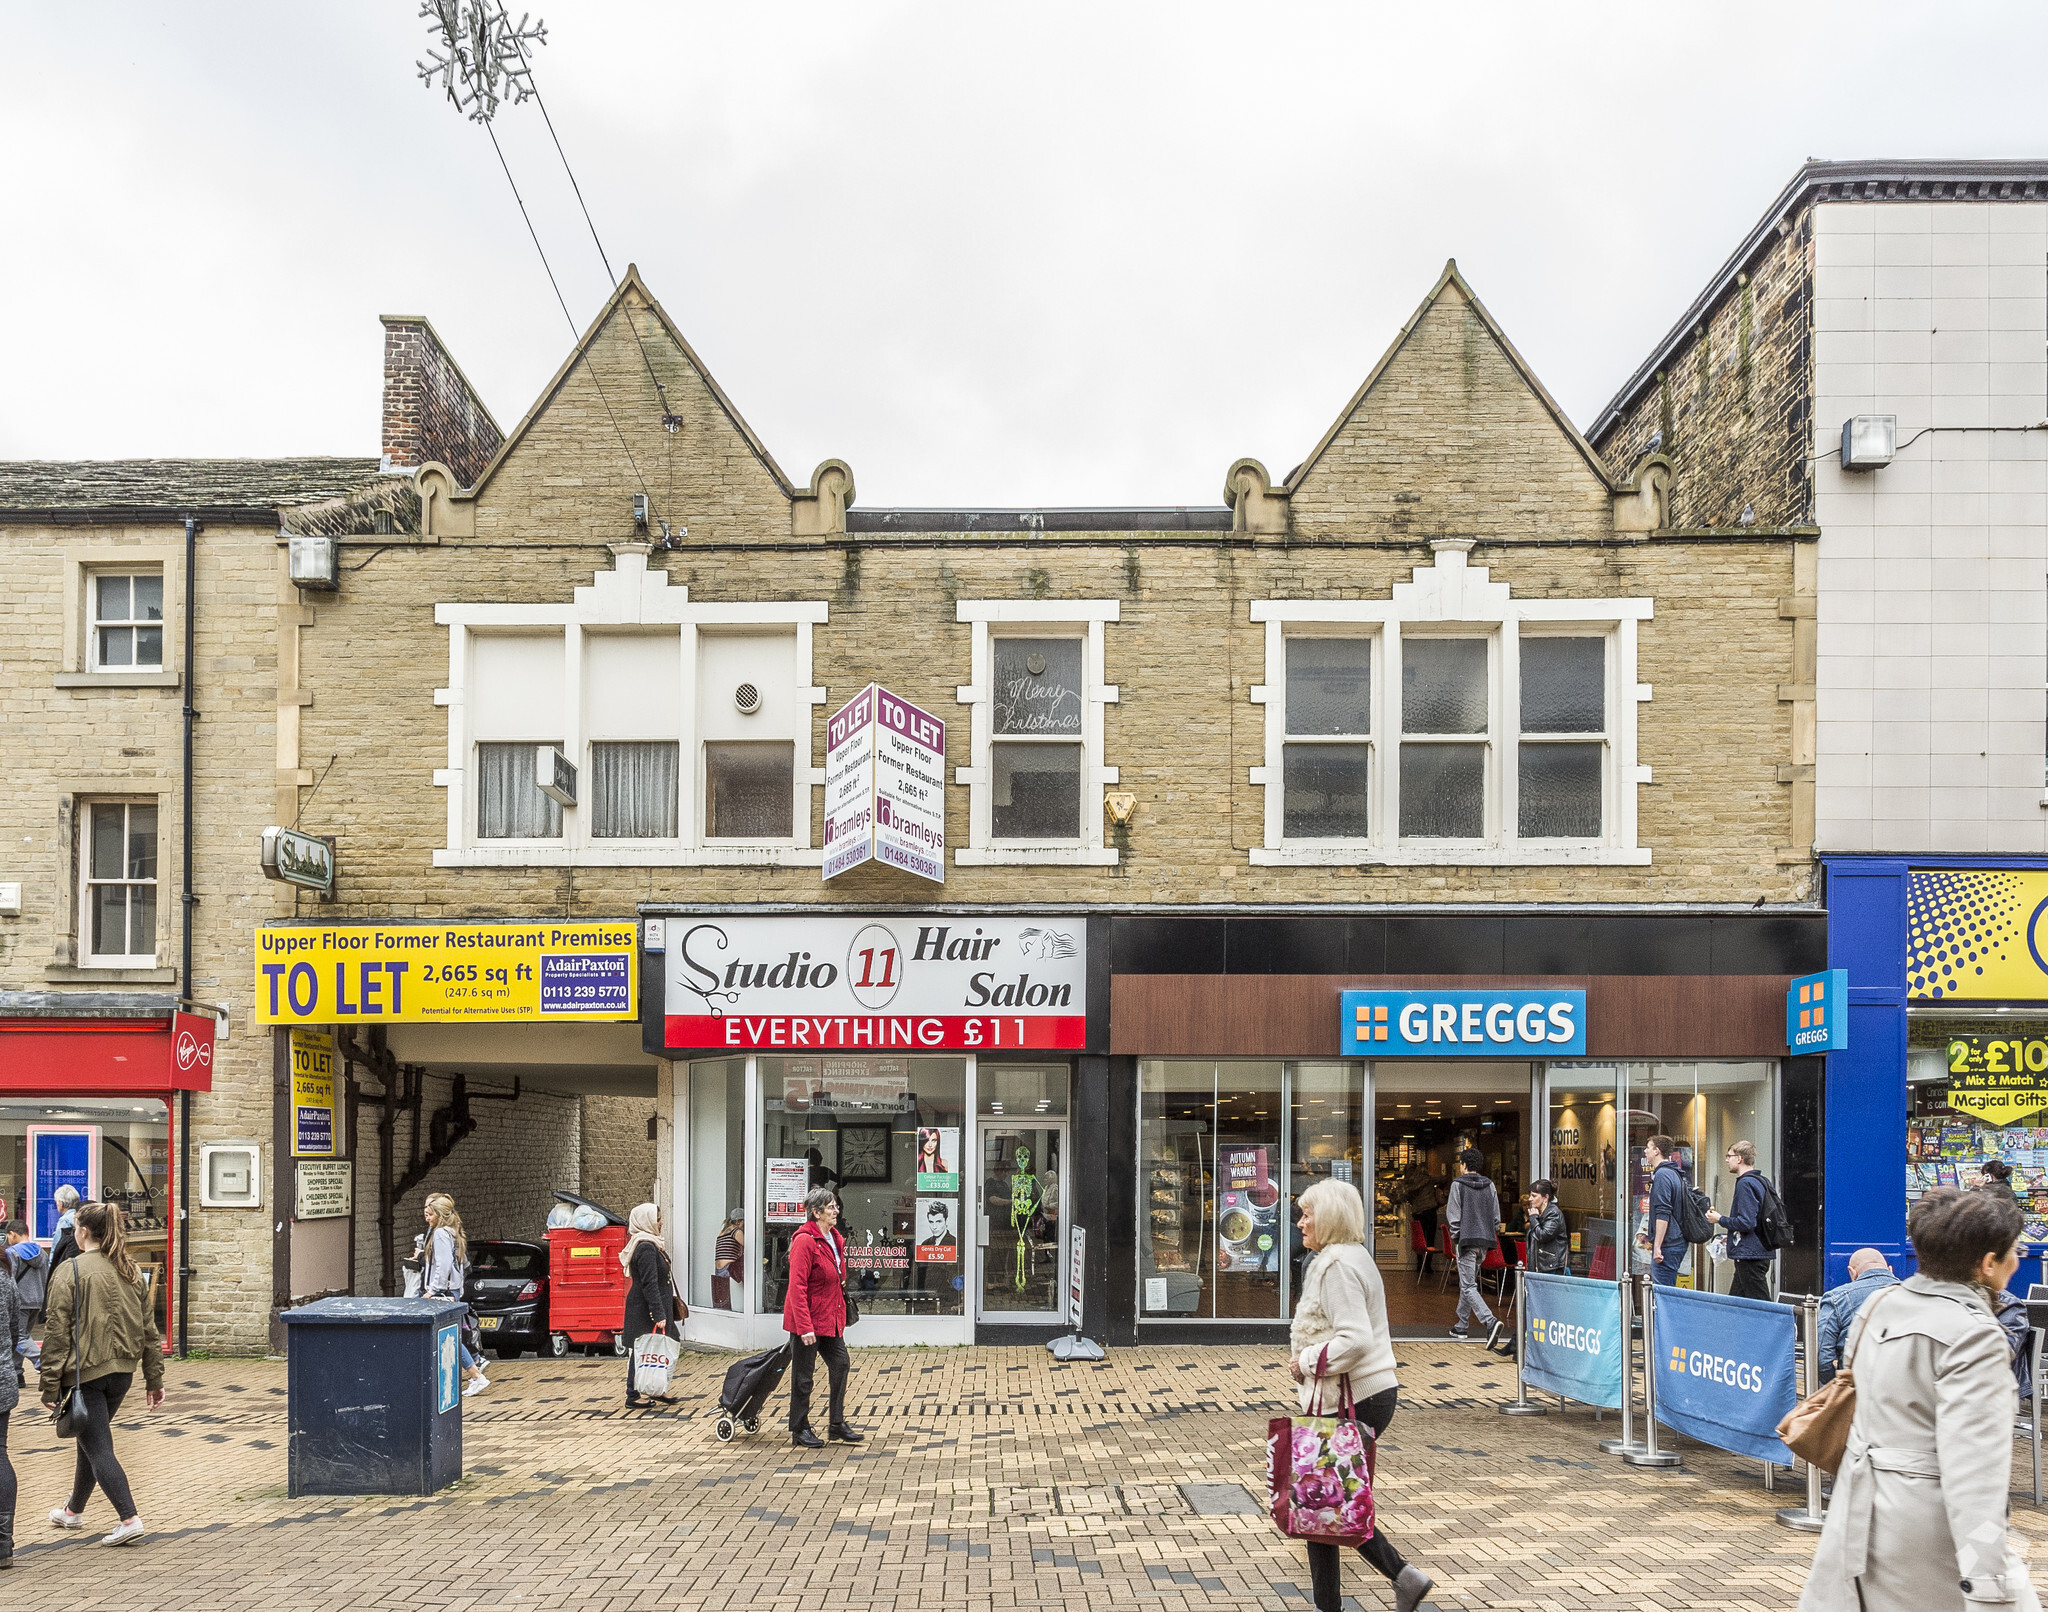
975, 1123, 1068, 1322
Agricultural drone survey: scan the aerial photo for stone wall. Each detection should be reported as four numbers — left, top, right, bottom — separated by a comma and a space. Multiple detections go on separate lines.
580, 1094, 656, 1220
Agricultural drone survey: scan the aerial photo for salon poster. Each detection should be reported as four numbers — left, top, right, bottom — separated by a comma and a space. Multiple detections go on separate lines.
915, 1197, 959, 1262
766, 1158, 810, 1224
916, 1127, 960, 1192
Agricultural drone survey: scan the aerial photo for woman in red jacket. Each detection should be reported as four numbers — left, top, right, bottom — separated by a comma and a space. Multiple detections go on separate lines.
783, 1188, 861, 1448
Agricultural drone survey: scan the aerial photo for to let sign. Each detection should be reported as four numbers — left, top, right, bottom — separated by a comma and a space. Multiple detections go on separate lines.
824, 683, 946, 884
290, 1028, 338, 1157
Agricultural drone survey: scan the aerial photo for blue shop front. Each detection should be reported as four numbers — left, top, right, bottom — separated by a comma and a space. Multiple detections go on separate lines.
1826, 856, 2048, 1291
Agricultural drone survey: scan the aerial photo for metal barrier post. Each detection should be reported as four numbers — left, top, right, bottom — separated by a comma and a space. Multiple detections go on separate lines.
2032, 1326, 2042, 1508
1776, 1293, 1825, 1532
1623, 1275, 1682, 1469
1499, 1264, 1548, 1418
1599, 1272, 1645, 1458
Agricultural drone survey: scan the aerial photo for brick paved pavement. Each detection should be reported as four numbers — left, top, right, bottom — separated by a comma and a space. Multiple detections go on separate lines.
3, 1343, 2041, 1609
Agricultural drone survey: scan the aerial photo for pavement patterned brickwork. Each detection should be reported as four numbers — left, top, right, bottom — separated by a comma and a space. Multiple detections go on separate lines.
4, 1343, 2043, 1610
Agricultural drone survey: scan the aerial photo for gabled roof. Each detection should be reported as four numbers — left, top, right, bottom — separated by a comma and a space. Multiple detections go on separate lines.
458, 264, 796, 502
1284, 260, 1620, 495
0, 457, 389, 522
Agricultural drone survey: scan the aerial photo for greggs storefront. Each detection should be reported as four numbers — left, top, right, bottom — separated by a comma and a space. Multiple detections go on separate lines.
0, 992, 218, 1351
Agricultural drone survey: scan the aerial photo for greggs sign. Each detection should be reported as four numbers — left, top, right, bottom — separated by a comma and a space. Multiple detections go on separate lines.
1340, 989, 1586, 1057
659, 915, 1087, 1052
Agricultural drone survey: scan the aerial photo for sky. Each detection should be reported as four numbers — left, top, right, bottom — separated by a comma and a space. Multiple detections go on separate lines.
5, 3, 2048, 507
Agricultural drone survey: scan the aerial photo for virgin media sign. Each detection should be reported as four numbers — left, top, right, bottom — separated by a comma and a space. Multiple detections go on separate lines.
660, 915, 1085, 1052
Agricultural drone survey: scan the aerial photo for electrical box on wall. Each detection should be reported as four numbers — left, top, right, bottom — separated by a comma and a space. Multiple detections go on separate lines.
199, 1143, 263, 1208
0, 883, 20, 915
1840, 414, 1897, 470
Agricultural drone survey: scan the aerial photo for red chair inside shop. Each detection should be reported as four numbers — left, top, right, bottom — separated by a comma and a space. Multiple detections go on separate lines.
1588, 1242, 1615, 1281
1436, 1225, 1457, 1291
1480, 1239, 1508, 1299
1409, 1220, 1436, 1284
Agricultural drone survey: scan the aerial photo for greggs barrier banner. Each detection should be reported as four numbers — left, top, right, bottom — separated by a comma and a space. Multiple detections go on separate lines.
1648, 1284, 1797, 1463
662, 915, 1086, 1051
1519, 1272, 1625, 1409
256, 922, 638, 1024
1906, 868, 2048, 1002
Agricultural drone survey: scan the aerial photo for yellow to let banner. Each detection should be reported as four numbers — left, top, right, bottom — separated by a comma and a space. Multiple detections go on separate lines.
291, 1028, 337, 1158
1909, 869, 2048, 1001
256, 921, 638, 1025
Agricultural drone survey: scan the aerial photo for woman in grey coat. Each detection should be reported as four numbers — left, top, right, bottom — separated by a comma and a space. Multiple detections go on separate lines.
0, 1250, 21, 1567
1799, 1187, 2039, 1612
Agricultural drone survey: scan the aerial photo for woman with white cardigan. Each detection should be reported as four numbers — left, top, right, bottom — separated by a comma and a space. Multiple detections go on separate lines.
1289, 1177, 1434, 1612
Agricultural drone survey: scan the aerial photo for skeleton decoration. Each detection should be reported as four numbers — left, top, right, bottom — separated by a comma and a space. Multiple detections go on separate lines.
417, 1, 547, 124
1009, 1145, 1041, 1291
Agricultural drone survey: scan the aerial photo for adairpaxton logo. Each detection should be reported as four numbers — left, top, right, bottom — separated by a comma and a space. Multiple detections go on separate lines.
1530, 1317, 1602, 1355
1669, 1343, 1765, 1392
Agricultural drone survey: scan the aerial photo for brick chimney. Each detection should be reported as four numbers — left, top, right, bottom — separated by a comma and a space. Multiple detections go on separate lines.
380, 315, 504, 489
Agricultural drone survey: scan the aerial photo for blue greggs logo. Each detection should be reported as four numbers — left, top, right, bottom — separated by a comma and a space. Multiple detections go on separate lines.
1340, 990, 1586, 1057
1786, 969, 1848, 1054
1669, 1342, 1766, 1393
1530, 1316, 1602, 1355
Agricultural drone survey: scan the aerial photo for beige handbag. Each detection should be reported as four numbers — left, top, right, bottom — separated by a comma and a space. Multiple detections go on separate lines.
1777, 1283, 1901, 1474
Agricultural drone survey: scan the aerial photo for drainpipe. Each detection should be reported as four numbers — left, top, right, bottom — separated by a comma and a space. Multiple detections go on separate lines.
177, 514, 198, 1356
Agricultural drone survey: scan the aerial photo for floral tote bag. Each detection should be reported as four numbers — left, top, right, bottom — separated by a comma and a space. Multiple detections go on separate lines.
1267, 1375, 1376, 1545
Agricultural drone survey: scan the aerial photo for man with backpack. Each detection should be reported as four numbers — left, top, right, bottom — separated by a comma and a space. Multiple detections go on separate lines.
1706, 1139, 1790, 1301
1642, 1135, 1693, 1288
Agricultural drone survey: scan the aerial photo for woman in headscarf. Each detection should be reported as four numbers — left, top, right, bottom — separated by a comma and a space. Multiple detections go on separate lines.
620, 1203, 681, 1408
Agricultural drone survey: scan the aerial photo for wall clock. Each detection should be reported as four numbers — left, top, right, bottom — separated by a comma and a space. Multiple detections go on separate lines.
837, 1123, 893, 1184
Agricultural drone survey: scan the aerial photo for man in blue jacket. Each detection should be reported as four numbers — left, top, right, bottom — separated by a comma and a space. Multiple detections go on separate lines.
1705, 1139, 1774, 1301
1642, 1135, 1688, 1288
1816, 1248, 1897, 1382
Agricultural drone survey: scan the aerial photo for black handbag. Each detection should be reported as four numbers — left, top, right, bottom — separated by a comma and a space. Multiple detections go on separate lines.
48, 1261, 87, 1440
843, 1287, 860, 1326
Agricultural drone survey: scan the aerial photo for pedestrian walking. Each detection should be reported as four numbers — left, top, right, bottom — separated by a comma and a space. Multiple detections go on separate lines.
1705, 1140, 1777, 1301
1445, 1149, 1500, 1342
1799, 1186, 2039, 1612
3, 1222, 44, 1328
421, 1193, 487, 1397
1641, 1135, 1688, 1287
47, 1185, 81, 1283
0, 1225, 21, 1567
1816, 1248, 1898, 1383
40, 1202, 163, 1547
1288, 1177, 1434, 1612
621, 1203, 681, 1408
782, 1187, 861, 1448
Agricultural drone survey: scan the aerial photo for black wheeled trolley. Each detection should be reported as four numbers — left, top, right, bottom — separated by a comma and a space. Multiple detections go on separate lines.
714, 1340, 793, 1441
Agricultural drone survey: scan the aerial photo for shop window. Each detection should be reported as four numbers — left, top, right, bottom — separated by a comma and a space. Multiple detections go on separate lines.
89, 572, 164, 671
758, 1056, 967, 1319
79, 800, 158, 967
704, 742, 794, 840
1519, 636, 1606, 838
475, 742, 563, 839
590, 740, 680, 839
1250, 546, 1651, 867
434, 558, 826, 868
1399, 637, 1489, 839
1139, 1060, 1364, 1322
687, 1058, 746, 1313
955, 600, 1120, 867
1282, 637, 1372, 840
1907, 1037, 2048, 1252
0, 1096, 173, 1341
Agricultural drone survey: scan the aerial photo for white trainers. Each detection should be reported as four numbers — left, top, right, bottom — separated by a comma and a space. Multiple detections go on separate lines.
100, 1518, 146, 1547
49, 1507, 83, 1530
464, 1375, 488, 1397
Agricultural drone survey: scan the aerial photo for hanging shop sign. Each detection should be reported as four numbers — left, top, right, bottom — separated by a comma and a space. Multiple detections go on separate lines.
255, 921, 638, 1025
290, 1028, 338, 1158
1786, 969, 1849, 1053
823, 684, 946, 884
1906, 867, 2048, 1002
1943, 1038, 2048, 1125
1339, 989, 1586, 1057
660, 915, 1086, 1051
260, 825, 336, 896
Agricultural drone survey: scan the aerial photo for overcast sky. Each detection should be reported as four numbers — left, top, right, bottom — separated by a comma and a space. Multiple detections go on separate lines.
4, 3, 2047, 507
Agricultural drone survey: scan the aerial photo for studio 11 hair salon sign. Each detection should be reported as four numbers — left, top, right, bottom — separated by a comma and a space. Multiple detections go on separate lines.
662, 916, 1085, 1051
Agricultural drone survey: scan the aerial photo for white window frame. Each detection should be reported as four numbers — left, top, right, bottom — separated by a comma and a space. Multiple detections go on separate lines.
78, 798, 160, 968
433, 550, 827, 867
1250, 542, 1652, 866
86, 570, 167, 673
955, 600, 1120, 867
54, 546, 183, 689
1275, 629, 1379, 843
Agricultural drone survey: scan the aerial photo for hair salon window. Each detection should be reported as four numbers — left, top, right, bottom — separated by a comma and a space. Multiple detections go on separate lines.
1249, 544, 1651, 866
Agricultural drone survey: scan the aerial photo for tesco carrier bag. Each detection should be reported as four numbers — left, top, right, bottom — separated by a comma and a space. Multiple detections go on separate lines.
631, 1331, 682, 1398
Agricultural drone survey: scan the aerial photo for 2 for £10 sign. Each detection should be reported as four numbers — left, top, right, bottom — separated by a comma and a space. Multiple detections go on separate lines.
1340, 989, 1587, 1057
